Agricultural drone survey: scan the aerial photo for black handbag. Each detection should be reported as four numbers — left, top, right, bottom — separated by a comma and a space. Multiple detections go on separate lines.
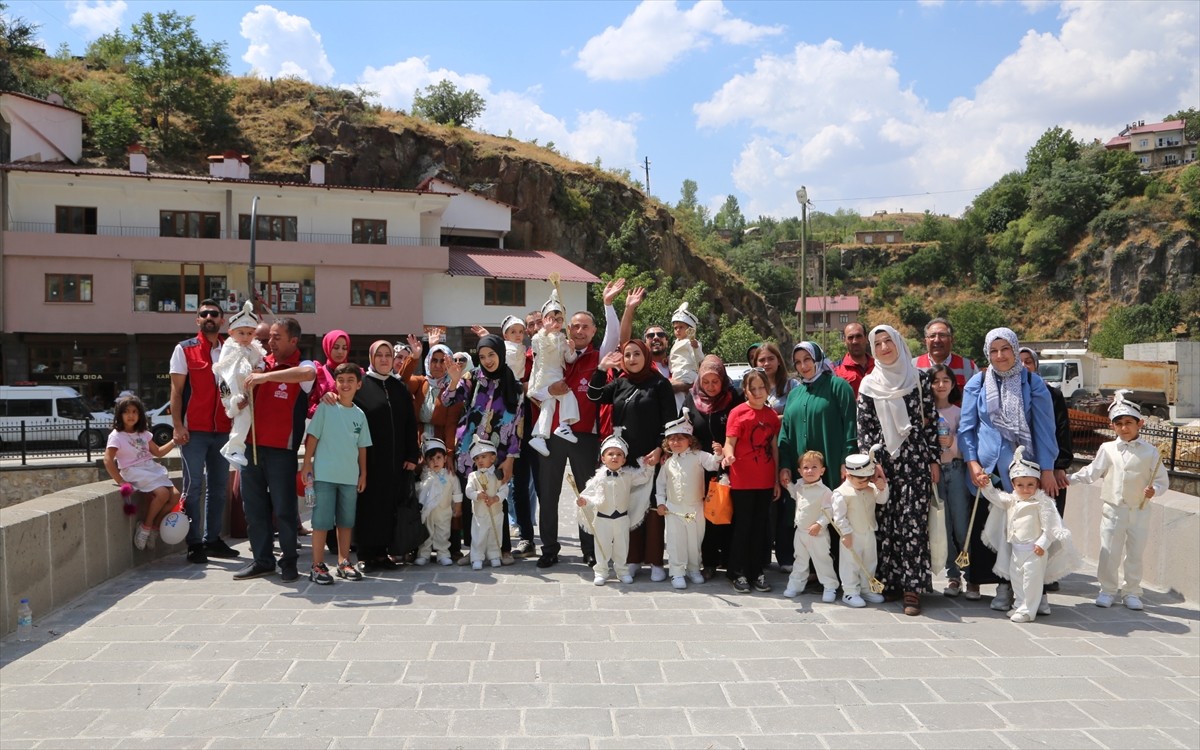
389, 471, 428, 557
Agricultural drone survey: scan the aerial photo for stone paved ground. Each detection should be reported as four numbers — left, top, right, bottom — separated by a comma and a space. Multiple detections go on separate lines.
2, 507, 1198, 750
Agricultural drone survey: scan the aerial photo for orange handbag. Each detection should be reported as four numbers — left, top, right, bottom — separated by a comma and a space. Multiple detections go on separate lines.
704, 476, 733, 525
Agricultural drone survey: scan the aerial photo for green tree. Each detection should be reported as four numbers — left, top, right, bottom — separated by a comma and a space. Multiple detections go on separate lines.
713, 316, 761, 363
0, 2, 41, 92
85, 30, 137, 72
1025, 125, 1080, 179
673, 178, 710, 237
1089, 294, 1180, 358
713, 194, 746, 234
412, 80, 486, 127
128, 11, 231, 150
588, 264, 717, 352
949, 300, 1005, 368
1165, 107, 1200, 142
605, 210, 642, 264
90, 99, 141, 161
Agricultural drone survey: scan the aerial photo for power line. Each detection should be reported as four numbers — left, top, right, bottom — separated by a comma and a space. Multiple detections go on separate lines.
811, 186, 990, 203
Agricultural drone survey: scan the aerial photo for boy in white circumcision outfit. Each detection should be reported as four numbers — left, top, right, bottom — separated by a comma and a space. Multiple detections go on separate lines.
576, 427, 651, 586
415, 438, 461, 567
527, 279, 578, 457
500, 315, 528, 380
211, 301, 266, 468
656, 409, 724, 589
465, 437, 509, 569
832, 445, 890, 608
982, 445, 1080, 622
668, 302, 703, 410
783, 450, 840, 602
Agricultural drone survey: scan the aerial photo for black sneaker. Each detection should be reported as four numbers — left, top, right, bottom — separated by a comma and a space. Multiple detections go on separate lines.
536, 553, 559, 569
186, 543, 208, 565
233, 561, 276, 580
310, 562, 333, 585
279, 561, 299, 583
512, 540, 535, 558
753, 575, 772, 593
732, 576, 751, 594
204, 538, 239, 559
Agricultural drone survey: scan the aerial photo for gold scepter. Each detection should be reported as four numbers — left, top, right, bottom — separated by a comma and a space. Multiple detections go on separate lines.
956, 485, 984, 570
566, 472, 609, 567
822, 509, 885, 594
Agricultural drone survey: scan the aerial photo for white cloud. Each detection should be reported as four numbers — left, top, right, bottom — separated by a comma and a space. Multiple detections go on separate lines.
576, 0, 783, 81
66, 1, 126, 40
356, 59, 639, 170
695, 0, 1199, 218
917, 0, 945, 7
240, 5, 334, 83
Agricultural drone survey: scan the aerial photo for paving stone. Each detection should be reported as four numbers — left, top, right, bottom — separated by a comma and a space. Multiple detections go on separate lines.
524, 707, 613, 737
549, 682, 639, 708
283, 659, 348, 683
638, 682, 729, 708
490, 641, 568, 661
208, 739, 333, 749
67, 682, 168, 709
503, 736, 593, 749
535, 659, 602, 684
1090, 727, 1190, 749
447, 708, 523, 737
999, 729, 1106, 749
661, 659, 743, 683
752, 705, 853, 733
614, 707, 694, 737
150, 683, 227, 708
683, 707, 759, 735
722, 681, 790, 707
796, 657, 881, 680
161, 707, 277, 737
76, 707, 179, 738
733, 734, 823, 749
902, 730, 1010, 749
777, 678, 863, 707
221, 659, 296, 683
670, 733, 747, 748
840, 702, 921, 732
822, 733, 921, 749
1075, 699, 1198, 729
340, 660, 407, 684
470, 659, 539, 683
482, 683, 552, 709
416, 682, 482, 708
598, 659, 664, 684
0, 709, 103, 740
906, 703, 1005, 731
735, 657, 805, 681
923, 677, 1009, 703
262, 707, 380, 737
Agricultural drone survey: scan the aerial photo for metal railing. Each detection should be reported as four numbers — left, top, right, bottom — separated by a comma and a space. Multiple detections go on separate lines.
8, 223, 441, 247
1070, 414, 1200, 475
0, 418, 104, 466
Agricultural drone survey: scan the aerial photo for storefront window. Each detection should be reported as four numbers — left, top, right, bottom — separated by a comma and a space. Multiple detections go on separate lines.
132, 262, 315, 314
238, 214, 297, 241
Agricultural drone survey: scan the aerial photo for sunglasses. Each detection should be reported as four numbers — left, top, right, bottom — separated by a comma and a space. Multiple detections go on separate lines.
197, 310, 222, 318
645, 332, 668, 339
454, 357, 468, 364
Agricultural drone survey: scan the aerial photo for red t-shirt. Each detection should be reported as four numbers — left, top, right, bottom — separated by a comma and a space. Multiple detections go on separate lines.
726, 402, 780, 490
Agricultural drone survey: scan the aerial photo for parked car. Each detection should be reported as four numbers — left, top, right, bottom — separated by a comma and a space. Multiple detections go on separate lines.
0, 384, 113, 449
725, 362, 753, 394
146, 402, 175, 446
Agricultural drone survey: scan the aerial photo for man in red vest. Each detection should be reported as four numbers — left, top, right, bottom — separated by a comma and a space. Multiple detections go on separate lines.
233, 317, 316, 582
169, 299, 240, 565
913, 317, 979, 402
833, 321, 874, 399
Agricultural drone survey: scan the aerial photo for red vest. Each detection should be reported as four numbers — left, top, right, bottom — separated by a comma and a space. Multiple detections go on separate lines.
248, 350, 307, 451
180, 335, 232, 434
554, 345, 604, 435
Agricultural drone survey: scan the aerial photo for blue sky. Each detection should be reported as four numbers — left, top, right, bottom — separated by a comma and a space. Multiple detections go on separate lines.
14, 0, 1200, 219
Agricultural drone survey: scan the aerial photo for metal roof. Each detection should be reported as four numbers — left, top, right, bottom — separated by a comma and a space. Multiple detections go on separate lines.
794, 295, 860, 313
447, 247, 601, 283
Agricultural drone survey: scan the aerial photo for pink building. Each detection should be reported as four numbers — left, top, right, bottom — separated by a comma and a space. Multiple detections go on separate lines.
0, 92, 597, 407
794, 295, 860, 333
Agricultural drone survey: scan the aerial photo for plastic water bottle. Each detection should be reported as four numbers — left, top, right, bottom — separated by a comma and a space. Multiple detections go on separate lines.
304, 482, 316, 508
937, 416, 950, 439
16, 598, 32, 642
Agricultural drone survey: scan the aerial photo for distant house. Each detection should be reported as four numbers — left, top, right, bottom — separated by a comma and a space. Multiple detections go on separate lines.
853, 229, 903, 245
794, 295, 859, 332
1105, 119, 1197, 169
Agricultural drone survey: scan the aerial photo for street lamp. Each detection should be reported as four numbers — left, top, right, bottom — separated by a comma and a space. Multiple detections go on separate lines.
247, 195, 260, 311
796, 187, 810, 341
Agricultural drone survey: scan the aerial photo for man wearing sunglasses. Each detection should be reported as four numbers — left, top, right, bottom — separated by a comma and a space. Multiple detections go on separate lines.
169, 299, 240, 565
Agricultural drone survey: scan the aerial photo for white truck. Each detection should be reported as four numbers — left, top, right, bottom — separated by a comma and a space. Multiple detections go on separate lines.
1036, 348, 1178, 419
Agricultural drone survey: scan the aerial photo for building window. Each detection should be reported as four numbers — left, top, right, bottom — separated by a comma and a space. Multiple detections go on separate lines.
55, 206, 97, 235
351, 280, 390, 307
238, 214, 297, 241
46, 274, 93, 303
839, 314, 849, 324
161, 211, 221, 239
484, 278, 526, 306
1139, 139, 1149, 147
863, 234, 873, 244
885, 234, 895, 243
352, 219, 387, 245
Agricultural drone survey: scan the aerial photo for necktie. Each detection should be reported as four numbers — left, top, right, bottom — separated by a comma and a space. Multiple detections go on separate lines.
607, 470, 620, 477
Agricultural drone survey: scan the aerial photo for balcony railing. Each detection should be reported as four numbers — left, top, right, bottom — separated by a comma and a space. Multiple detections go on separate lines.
7, 223, 441, 247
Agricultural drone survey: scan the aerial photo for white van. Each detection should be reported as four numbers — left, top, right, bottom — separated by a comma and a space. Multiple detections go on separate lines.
0, 385, 113, 449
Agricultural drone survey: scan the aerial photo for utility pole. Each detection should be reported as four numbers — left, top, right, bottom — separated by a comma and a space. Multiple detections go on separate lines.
642, 156, 650, 194
248, 195, 260, 311
796, 187, 808, 341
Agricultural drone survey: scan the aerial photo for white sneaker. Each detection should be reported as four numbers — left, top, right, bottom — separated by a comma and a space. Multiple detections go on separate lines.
620, 575, 634, 584
528, 436, 550, 457
489, 558, 502, 568
688, 571, 705, 585
1037, 594, 1051, 616
783, 587, 799, 598
471, 561, 483, 571
990, 583, 1014, 611
1124, 594, 1144, 611
862, 592, 885, 604
650, 565, 667, 582
414, 557, 429, 566
133, 524, 151, 550
843, 594, 866, 608
671, 576, 687, 590
226, 452, 247, 468
1095, 592, 1115, 608
626, 564, 641, 580
1010, 611, 1032, 623
553, 425, 579, 444
822, 588, 838, 603
593, 574, 607, 586
437, 556, 453, 566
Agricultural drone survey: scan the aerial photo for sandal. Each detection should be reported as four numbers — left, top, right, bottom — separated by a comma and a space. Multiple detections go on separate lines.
943, 579, 962, 597
964, 582, 981, 601
903, 591, 922, 616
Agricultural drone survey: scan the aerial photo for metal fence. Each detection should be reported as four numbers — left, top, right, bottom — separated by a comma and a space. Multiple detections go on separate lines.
0, 418, 105, 466
10, 222, 440, 247
1070, 414, 1200, 475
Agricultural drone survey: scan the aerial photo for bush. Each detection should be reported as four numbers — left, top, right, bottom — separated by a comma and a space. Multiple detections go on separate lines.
897, 294, 929, 334
90, 99, 141, 161
949, 301, 1005, 365
1087, 208, 1131, 243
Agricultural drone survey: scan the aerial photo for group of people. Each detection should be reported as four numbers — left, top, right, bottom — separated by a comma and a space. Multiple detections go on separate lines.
102, 284, 1170, 620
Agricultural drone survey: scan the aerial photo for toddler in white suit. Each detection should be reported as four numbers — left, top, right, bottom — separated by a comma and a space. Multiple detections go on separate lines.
576, 427, 651, 585
668, 302, 703, 410
784, 450, 839, 601
211, 301, 266, 468
656, 409, 723, 589
415, 438, 461, 567
465, 437, 509, 569
832, 445, 890, 608
528, 283, 578, 456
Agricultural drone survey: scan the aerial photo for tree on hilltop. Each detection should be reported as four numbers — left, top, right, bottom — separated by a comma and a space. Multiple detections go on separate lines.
1025, 126, 1080, 180
0, 2, 41, 92
1165, 108, 1200, 142
412, 80, 486, 127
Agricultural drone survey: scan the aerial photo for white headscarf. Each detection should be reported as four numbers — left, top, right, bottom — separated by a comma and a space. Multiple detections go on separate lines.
420, 344, 454, 434
858, 325, 920, 458
984, 327, 1031, 451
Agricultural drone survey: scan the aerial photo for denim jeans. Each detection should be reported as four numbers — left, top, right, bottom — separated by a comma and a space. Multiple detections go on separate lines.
940, 459, 971, 580
511, 447, 540, 542
240, 446, 300, 569
180, 430, 231, 546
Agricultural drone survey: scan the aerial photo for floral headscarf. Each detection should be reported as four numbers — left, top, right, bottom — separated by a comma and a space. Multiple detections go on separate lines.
985, 327, 1032, 451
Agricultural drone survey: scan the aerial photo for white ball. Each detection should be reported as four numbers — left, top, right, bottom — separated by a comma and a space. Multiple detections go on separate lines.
159, 511, 190, 545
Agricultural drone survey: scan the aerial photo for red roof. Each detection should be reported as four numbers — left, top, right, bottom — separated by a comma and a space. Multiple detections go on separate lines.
1127, 119, 1186, 135
794, 295, 859, 313
448, 247, 600, 283
1105, 135, 1131, 149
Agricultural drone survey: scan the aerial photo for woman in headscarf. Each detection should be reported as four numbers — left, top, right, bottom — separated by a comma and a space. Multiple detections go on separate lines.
856, 325, 941, 616
442, 334, 525, 562
407, 338, 463, 454
754, 342, 797, 415
684, 355, 744, 580
353, 340, 420, 571
959, 328, 1059, 608
589, 338, 678, 580
776, 341, 858, 572
308, 329, 350, 418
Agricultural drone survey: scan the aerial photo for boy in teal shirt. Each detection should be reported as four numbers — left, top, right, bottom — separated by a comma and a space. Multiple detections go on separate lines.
302, 363, 372, 583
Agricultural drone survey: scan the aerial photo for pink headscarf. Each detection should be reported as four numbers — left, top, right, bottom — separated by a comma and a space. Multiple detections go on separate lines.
309, 329, 349, 417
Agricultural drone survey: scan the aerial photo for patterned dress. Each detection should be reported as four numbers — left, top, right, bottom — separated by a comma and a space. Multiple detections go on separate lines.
442, 369, 524, 476
855, 369, 940, 594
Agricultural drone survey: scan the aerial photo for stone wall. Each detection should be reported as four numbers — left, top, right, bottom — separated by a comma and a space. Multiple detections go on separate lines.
0, 464, 107, 508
